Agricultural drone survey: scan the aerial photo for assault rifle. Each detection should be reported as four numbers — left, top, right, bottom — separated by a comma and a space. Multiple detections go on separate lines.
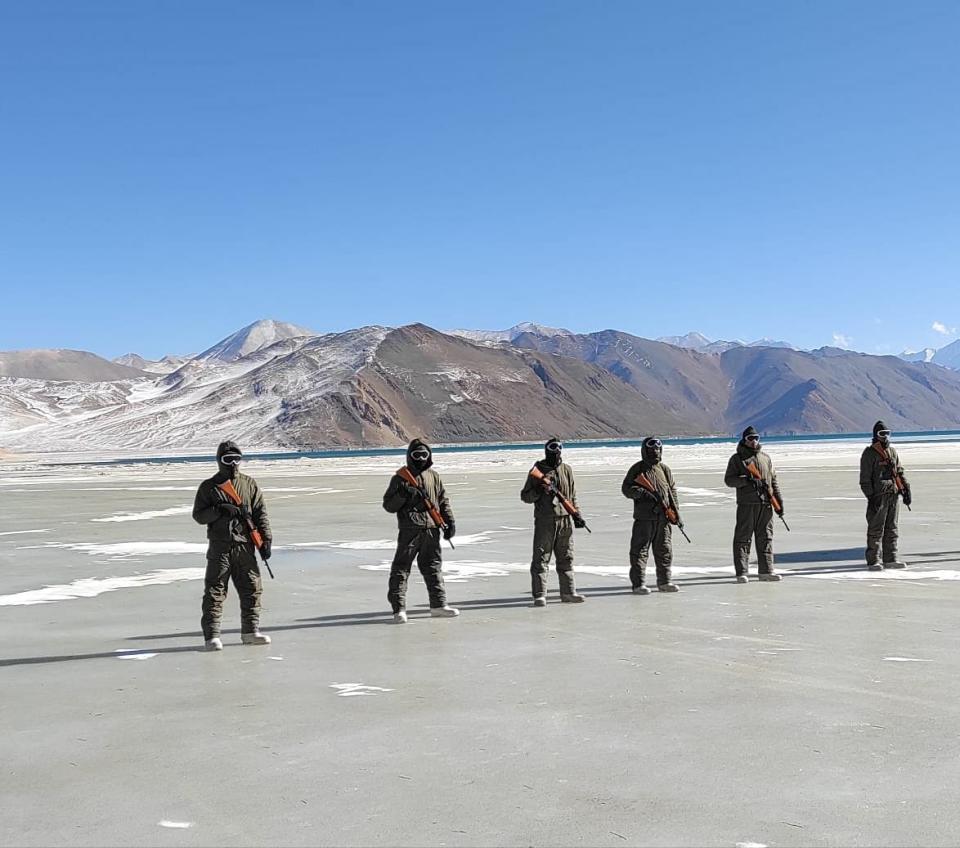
397, 466, 455, 548
529, 466, 591, 532
633, 472, 691, 543
218, 480, 274, 578
742, 460, 791, 531
873, 443, 911, 511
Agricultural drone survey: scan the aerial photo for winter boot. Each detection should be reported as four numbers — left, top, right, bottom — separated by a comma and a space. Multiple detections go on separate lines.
241, 631, 271, 645
758, 573, 782, 582
430, 606, 460, 618
560, 593, 586, 603
393, 610, 408, 624
532, 596, 547, 607
204, 637, 223, 652
867, 563, 884, 571
736, 575, 749, 584
632, 586, 652, 596
658, 583, 679, 593
884, 561, 907, 569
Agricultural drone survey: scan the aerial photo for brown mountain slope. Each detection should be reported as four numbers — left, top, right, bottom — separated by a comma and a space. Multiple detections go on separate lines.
0, 349, 149, 382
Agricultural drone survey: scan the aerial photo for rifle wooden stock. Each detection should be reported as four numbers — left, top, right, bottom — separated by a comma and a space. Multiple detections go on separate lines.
397, 466, 455, 548
742, 460, 790, 530
530, 466, 590, 532
633, 472, 690, 541
217, 480, 274, 578
873, 444, 911, 511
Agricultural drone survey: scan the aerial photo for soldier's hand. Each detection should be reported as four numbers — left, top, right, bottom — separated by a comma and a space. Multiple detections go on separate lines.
218, 503, 242, 519
443, 521, 456, 541
240, 503, 252, 520
259, 540, 272, 560
402, 482, 425, 502
902, 488, 912, 507
573, 513, 587, 530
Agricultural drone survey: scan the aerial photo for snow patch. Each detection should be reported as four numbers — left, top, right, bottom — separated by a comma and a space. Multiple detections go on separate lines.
883, 657, 932, 662
0, 529, 51, 537
0, 568, 204, 605
158, 821, 194, 829
20, 541, 206, 559
800, 570, 960, 581
330, 683, 394, 697
92, 505, 192, 523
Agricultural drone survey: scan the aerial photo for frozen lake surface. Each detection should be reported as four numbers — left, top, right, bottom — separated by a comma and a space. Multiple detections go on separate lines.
2, 437, 960, 846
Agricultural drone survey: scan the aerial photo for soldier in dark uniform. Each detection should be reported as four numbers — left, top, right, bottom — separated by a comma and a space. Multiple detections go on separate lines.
192, 441, 273, 651
859, 421, 911, 570
382, 439, 458, 623
520, 438, 587, 606
621, 436, 680, 593
723, 426, 784, 583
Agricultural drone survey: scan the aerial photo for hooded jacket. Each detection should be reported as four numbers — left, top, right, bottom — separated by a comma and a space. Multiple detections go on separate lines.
621, 441, 679, 520
520, 456, 579, 520
724, 438, 782, 506
192, 441, 271, 547
382, 439, 454, 530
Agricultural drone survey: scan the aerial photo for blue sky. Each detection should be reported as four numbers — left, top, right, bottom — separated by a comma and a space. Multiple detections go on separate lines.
1, 1, 958, 359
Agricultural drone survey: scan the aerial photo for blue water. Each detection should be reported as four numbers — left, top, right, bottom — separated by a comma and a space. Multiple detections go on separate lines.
54, 429, 960, 467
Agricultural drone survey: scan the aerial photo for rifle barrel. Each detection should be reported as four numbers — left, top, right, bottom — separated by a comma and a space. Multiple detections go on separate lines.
779, 515, 791, 532
679, 526, 692, 543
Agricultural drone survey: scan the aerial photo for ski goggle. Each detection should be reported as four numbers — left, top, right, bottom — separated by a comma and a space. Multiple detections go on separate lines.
644, 439, 662, 448
876, 430, 891, 438
219, 453, 243, 465
410, 448, 431, 462
545, 440, 563, 453
745, 435, 761, 443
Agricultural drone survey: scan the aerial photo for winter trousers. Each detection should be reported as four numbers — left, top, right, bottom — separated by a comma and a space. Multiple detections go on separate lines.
733, 504, 774, 576
387, 527, 446, 613
201, 542, 262, 639
866, 494, 900, 565
531, 515, 576, 598
629, 517, 673, 587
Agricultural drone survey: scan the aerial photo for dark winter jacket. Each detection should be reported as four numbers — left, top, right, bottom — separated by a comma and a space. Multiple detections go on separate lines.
193, 471, 271, 549
859, 442, 908, 499
521, 460, 579, 521
621, 460, 679, 520
382, 440, 454, 530
724, 442, 782, 507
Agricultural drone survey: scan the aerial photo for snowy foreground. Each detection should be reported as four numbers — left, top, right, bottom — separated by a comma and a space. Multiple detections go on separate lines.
2, 438, 960, 847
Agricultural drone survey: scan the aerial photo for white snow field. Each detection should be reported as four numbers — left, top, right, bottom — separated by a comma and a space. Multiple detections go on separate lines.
2, 436, 960, 847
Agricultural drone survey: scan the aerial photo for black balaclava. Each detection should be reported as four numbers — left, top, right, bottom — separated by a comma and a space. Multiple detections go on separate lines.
543, 437, 563, 469
641, 436, 662, 466
406, 438, 433, 473
216, 440, 243, 481
740, 426, 761, 455
873, 420, 891, 447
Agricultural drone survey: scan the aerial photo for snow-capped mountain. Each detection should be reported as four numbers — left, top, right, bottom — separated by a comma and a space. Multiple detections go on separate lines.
898, 348, 937, 364
448, 322, 573, 345
656, 332, 795, 353
113, 353, 193, 374
933, 339, 960, 370
194, 319, 314, 363
6, 320, 960, 453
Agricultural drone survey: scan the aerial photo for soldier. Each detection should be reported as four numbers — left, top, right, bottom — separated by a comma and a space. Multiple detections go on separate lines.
520, 437, 587, 606
382, 438, 459, 623
621, 436, 680, 593
192, 440, 273, 651
723, 426, 784, 583
859, 421, 911, 570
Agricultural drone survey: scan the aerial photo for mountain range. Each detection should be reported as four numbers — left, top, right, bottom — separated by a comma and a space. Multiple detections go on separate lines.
3, 319, 960, 452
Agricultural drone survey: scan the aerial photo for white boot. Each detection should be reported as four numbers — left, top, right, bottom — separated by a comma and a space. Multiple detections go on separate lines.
204, 637, 223, 651
430, 606, 460, 618
393, 610, 408, 624
241, 631, 271, 645
532, 596, 547, 607
736, 575, 749, 584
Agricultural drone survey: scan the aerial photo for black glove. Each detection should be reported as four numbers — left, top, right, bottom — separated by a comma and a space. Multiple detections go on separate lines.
902, 488, 912, 507
573, 513, 587, 529
259, 540, 272, 560
240, 503, 252, 520
402, 482, 425, 503
218, 502, 242, 519
443, 521, 456, 541
775, 498, 785, 517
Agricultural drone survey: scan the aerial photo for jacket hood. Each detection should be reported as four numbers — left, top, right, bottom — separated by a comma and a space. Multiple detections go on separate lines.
872, 420, 889, 442
406, 438, 434, 471
641, 436, 662, 465
737, 426, 760, 458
